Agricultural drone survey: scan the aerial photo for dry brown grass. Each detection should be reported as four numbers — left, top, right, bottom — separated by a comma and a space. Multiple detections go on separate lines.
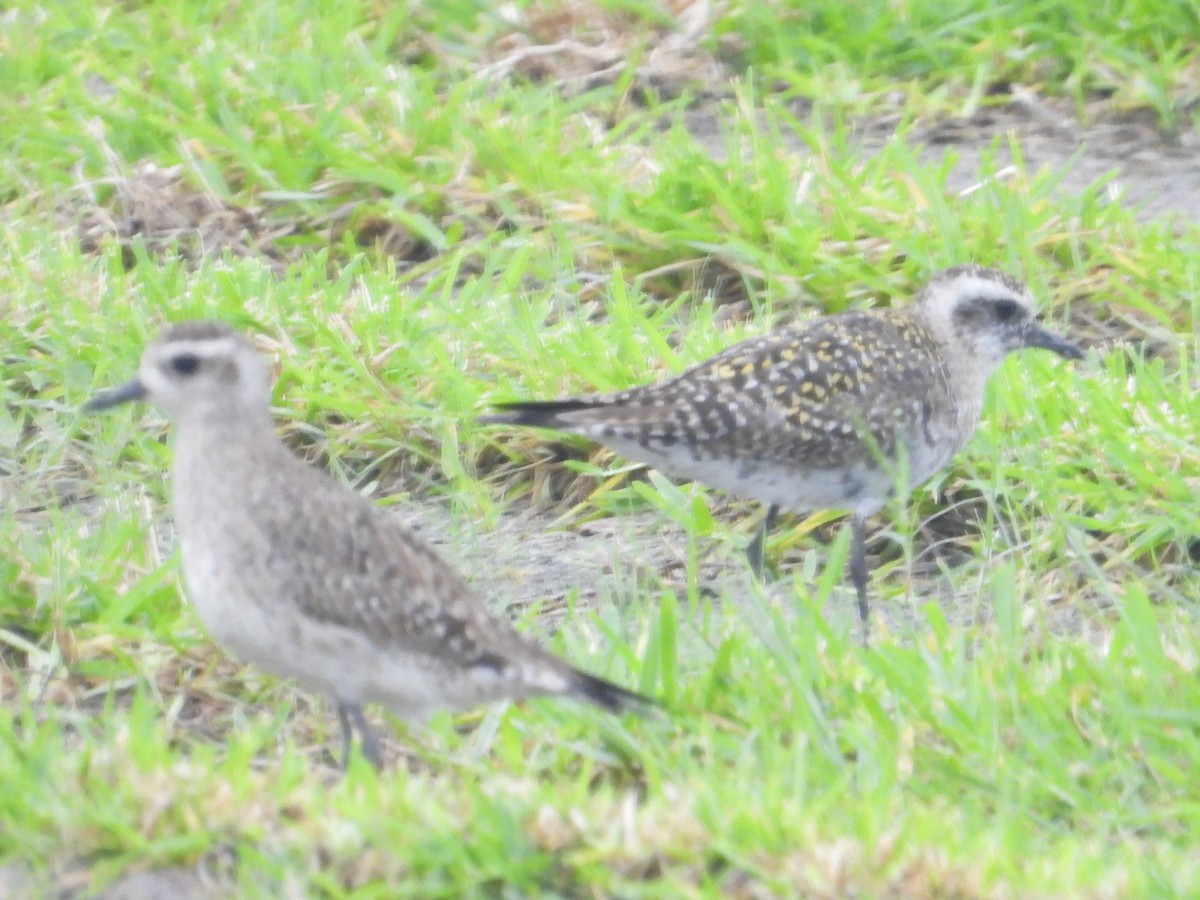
479, 0, 732, 99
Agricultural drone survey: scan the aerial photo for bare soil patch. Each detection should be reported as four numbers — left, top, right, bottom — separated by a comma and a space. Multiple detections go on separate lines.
398, 494, 1112, 645
688, 93, 1200, 222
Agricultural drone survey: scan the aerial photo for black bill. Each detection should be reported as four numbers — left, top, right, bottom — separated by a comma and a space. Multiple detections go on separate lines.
1024, 323, 1084, 360
83, 378, 147, 412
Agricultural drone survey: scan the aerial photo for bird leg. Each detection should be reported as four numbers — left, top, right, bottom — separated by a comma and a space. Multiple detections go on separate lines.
848, 514, 871, 647
746, 503, 780, 578
337, 702, 382, 771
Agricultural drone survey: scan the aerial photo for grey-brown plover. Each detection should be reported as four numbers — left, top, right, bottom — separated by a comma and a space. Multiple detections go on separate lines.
86, 321, 649, 769
483, 265, 1083, 637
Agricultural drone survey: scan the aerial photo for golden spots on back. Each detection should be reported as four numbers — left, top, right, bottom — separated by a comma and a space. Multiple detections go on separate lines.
798, 381, 828, 401
564, 298, 976, 480
827, 372, 858, 392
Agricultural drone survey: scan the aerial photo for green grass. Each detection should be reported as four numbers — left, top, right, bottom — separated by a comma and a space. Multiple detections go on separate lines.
3, 0, 1200, 896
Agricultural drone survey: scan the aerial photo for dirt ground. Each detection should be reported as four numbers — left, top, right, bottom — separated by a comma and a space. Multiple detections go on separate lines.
690, 95, 1200, 222
22, 96, 1198, 898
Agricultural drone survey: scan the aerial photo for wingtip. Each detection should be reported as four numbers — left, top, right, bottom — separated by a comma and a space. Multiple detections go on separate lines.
572, 671, 659, 716
476, 401, 545, 428
479, 398, 604, 430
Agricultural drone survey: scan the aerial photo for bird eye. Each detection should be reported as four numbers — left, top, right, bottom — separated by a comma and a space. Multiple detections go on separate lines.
169, 353, 201, 376
993, 299, 1023, 323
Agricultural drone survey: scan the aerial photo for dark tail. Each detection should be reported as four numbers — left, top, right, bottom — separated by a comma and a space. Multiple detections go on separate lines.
572, 670, 659, 716
478, 398, 603, 429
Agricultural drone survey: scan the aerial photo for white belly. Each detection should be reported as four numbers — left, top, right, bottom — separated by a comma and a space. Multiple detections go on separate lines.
597, 436, 895, 515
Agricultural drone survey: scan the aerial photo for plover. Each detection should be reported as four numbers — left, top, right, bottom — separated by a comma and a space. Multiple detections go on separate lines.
482, 265, 1083, 637
86, 321, 649, 769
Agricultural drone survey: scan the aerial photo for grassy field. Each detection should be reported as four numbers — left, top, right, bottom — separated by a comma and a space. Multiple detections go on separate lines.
3, 0, 1200, 896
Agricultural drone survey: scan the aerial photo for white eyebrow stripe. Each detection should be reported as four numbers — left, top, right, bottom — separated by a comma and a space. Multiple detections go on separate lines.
158, 336, 242, 358
956, 276, 1034, 312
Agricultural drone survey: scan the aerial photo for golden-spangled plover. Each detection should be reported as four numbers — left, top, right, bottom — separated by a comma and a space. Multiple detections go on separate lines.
86, 321, 649, 769
483, 265, 1083, 638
